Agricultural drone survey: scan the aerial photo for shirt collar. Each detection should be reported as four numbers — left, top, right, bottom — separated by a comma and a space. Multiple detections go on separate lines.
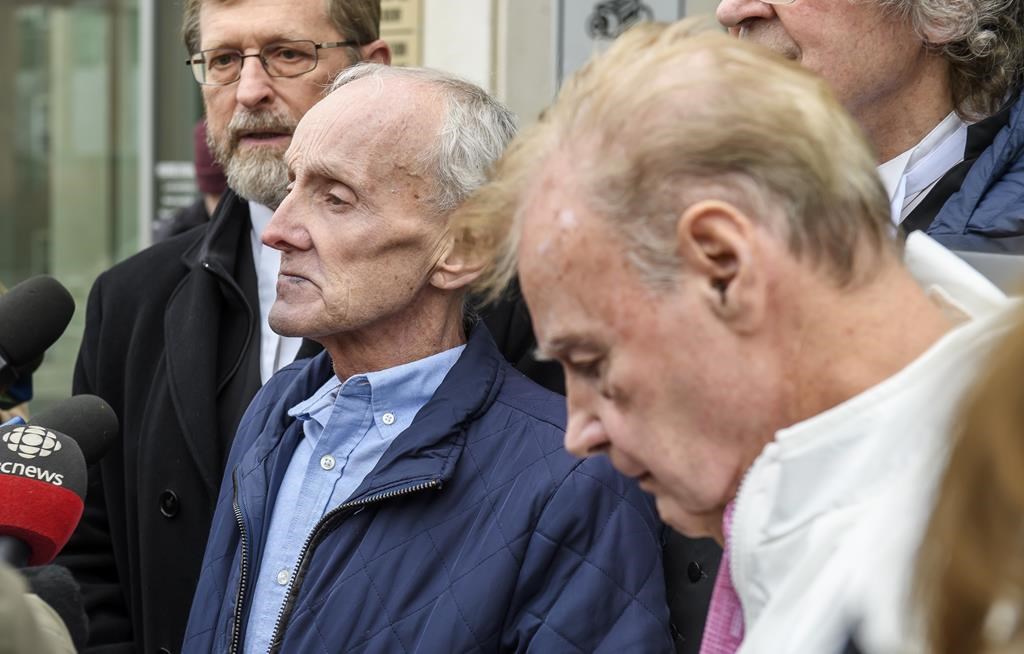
287, 344, 467, 441
876, 149, 914, 207
877, 112, 970, 224
248, 201, 274, 236
363, 344, 466, 441
288, 375, 344, 420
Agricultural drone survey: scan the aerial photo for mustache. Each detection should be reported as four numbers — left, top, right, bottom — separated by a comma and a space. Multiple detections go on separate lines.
221, 110, 298, 154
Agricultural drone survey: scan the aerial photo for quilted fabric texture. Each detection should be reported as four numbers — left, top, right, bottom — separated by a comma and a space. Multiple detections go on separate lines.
183, 325, 673, 653
927, 90, 1024, 252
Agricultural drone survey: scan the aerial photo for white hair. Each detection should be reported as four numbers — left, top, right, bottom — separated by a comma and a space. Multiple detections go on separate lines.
329, 63, 518, 214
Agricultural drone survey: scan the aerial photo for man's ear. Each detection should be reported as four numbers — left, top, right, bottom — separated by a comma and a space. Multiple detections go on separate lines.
429, 233, 487, 291
675, 199, 765, 332
359, 39, 392, 65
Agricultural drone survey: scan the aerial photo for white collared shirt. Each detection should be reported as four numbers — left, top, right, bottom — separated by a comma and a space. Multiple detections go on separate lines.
877, 112, 970, 225
249, 202, 304, 384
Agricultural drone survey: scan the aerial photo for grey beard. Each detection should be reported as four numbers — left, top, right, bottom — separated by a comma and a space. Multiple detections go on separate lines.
223, 148, 290, 210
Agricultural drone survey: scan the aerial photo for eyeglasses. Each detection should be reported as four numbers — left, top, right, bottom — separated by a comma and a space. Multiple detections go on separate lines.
186, 39, 358, 86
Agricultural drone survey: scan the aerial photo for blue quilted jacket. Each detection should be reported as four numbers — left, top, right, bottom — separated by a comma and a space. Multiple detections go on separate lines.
182, 325, 673, 653
926, 89, 1024, 252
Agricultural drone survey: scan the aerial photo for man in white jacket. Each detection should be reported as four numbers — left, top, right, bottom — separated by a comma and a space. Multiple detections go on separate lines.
454, 20, 1018, 654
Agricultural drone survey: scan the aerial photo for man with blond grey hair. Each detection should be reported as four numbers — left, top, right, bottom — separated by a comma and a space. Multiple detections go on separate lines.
182, 63, 673, 653
455, 19, 1020, 653
718, 0, 1024, 251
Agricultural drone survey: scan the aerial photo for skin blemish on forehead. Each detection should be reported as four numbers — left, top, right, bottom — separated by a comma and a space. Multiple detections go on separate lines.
537, 207, 579, 256
557, 208, 578, 230
536, 237, 553, 257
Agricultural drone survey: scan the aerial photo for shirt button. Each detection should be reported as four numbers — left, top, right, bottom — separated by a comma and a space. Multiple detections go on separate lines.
687, 561, 706, 584
320, 454, 336, 471
381, 412, 396, 426
276, 569, 289, 585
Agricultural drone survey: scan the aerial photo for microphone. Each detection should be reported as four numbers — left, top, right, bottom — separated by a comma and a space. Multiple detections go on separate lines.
0, 276, 75, 392
29, 394, 118, 465
0, 424, 86, 567
0, 394, 119, 567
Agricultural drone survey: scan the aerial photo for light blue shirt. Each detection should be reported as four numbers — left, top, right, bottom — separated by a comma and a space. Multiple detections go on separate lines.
244, 344, 466, 654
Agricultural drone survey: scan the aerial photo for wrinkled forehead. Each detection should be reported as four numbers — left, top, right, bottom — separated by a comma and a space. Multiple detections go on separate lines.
198, 0, 336, 46
520, 155, 588, 244
288, 78, 442, 174
517, 162, 608, 288
517, 163, 646, 351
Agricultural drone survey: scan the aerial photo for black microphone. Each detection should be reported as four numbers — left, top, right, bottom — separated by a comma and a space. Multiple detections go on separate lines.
0, 276, 75, 392
29, 394, 119, 465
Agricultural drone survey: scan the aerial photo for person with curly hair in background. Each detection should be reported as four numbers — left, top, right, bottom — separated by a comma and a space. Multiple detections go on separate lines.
718, 0, 1024, 252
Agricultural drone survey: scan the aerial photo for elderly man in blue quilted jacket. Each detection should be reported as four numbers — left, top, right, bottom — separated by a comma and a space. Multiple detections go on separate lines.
182, 62, 673, 653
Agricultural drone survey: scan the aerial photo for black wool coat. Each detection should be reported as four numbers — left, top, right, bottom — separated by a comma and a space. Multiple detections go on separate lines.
56, 192, 280, 653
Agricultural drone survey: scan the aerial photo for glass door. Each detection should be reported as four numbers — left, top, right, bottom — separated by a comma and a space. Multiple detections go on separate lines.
1, 0, 139, 409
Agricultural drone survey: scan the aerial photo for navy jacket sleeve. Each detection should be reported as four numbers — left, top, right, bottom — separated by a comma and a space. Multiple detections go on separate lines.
501, 456, 674, 652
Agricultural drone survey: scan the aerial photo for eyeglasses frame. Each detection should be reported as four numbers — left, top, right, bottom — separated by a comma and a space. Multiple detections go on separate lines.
185, 39, 360, 86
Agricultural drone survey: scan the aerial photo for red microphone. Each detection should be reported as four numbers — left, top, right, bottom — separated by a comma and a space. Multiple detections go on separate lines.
0, 423, 87, 566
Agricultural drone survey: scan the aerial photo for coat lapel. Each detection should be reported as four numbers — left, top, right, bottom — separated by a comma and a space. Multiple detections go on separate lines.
164, 193, 255, 494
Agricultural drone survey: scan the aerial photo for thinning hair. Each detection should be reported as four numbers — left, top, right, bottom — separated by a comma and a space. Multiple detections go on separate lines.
454, 19, 895, 301
182, 0, 381, 59
329, 63, 518, 216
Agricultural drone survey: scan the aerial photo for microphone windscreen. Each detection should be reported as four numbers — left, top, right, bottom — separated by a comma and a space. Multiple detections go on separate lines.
29, 395, 119, 465
0, 425, 86, 565
0, 276, 75, 368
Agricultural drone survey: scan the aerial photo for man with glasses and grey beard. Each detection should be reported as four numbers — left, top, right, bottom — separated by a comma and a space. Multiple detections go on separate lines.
58, 2, 558, 652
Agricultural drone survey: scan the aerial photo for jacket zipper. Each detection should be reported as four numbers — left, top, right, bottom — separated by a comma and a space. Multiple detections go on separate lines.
728, 442, 776, 618
227, 477, 443, 654
229, 469, 250, 654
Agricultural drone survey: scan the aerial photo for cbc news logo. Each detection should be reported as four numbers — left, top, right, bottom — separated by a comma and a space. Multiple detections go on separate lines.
3, 426, 62, 460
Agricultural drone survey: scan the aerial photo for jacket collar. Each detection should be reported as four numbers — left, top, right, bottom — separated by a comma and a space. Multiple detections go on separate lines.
905, 87, 1023, 239
237, 322, 506, 499
165, 189, 256, 494
181, 189, 250, 273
